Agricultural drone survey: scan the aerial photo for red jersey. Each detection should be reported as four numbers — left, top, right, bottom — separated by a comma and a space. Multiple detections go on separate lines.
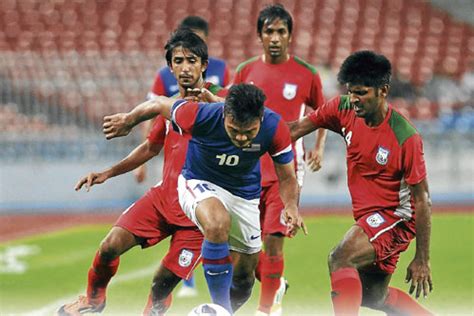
233, 55, 325, 186
146, 83, 225, 226
308, 95, 427, 220
147, 115, 194, 226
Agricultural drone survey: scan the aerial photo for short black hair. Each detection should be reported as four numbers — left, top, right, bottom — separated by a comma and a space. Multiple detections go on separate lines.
338, 50, 392, 88
164, 28, 208, 67
224, 84, 266, 125
179, 16, 209, 36
257, 4, 293, 36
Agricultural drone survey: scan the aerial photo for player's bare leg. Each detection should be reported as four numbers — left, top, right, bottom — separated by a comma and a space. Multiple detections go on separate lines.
195, 197, 233, 313
327, 225, 375, 316
360, 271, 433, 315
58, 227, 142, 315
230, 251, 259, 312
142, 265, 181, 316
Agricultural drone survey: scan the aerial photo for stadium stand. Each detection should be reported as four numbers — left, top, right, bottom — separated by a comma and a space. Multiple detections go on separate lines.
0, 0, 472, 154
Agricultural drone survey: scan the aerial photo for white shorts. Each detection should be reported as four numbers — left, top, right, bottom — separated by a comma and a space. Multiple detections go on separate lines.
178, 175, 262, 254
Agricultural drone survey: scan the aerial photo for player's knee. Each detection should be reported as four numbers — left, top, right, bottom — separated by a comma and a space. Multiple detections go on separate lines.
263, 234, 284, 257
203, 217, 231, 243
328, 246, 351, 271
99, 234, 123, 260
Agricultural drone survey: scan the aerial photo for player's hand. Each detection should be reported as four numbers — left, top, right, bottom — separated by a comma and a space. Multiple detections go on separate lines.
199, 88, 225, 103
134, 165, 146, 183
184, 88, 202, 102
184, 88, 224, 103
103, 113, 133, 139
283, 207, 308, 237
75, 172, 109, 192
405, 258, 433, 299
306, 148, 324, 172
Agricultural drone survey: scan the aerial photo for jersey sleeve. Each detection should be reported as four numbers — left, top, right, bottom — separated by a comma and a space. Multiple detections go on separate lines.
148, 72, 167, 99
269, 119, 294, 164
307, 72, 325, 110
147, 115, 167, 145
171, 100, 200, 135
402, 134, 427, 185
307, 96, 343, 133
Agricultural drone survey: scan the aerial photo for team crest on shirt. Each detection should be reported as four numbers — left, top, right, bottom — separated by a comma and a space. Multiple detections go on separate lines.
366, 213, 385, 228
178, 249, 194, 267
283, 83, 298, 100
375, 146, 390, 165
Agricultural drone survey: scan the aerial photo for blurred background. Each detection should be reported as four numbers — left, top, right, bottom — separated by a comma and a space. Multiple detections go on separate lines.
0, 0, 473, 213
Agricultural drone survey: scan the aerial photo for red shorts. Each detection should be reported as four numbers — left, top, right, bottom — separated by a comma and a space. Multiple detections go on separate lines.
115, 190, 203, 280
259, 182, 288, 236
356, 210, 416, 274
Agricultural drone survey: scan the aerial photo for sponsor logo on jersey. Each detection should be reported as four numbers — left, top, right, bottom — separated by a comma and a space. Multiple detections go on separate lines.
178, 249, 194, 267
375, 146, 390, 165
366, 213, 385, 228
242, 143, 261, 152
283, 83, 298, 100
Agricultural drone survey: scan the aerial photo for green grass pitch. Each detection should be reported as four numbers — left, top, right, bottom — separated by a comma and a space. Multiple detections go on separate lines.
0, 213, 472, 315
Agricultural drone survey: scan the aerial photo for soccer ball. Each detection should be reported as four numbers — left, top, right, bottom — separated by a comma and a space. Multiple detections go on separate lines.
187, 303, 231, 316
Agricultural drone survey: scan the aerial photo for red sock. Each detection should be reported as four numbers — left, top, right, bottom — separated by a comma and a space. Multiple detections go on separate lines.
86, 251, 120, 303
330, 267, 362, 316
257, 253, 284, 314
384, 287, 433, 315
142, 292, 172, 316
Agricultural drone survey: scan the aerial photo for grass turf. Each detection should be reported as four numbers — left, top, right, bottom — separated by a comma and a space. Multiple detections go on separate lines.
0, 213, 472, 315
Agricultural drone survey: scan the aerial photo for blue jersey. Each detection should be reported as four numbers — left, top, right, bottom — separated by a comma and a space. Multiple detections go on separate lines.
171, 101, 293, 200
148, 57, 230, 98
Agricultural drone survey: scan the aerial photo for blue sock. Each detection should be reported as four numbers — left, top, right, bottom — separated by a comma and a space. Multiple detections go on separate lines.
183, 274, 195, 288
201, 240, 233, 313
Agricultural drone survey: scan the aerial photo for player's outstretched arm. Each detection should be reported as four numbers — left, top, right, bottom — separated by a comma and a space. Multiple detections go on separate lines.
274, 161, 308, 237
75, 140, 162, 192
288, 116, 318, 142
406, 178, 433, 299
103, 96, 175, 139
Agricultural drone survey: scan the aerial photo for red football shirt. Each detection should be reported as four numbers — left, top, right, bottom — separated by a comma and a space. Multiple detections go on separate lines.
233, 55, 325, 186
308, 95, 427, 220
147, 115, 194, 226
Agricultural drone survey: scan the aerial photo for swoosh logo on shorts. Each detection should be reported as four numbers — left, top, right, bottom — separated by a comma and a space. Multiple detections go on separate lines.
250, 235, 261, 240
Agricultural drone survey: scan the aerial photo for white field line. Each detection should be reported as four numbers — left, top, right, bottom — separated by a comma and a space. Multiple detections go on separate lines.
21, 265, 157, 316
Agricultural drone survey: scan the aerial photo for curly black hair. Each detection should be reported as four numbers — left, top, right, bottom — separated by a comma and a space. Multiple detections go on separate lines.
224, 84, 266, 125
338, 50, 391, 88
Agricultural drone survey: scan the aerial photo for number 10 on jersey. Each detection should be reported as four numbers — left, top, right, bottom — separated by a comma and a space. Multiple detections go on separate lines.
216, 153, 239, 166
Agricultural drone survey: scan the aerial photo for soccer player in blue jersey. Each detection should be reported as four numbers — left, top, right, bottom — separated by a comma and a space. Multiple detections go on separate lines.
136, 16, 231, 295
103, 83, 306, 313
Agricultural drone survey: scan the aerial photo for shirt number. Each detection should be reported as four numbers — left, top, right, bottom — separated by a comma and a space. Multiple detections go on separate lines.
216, 154, 239, 166
341, 127, 352, 146
193, 183, 215, 193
